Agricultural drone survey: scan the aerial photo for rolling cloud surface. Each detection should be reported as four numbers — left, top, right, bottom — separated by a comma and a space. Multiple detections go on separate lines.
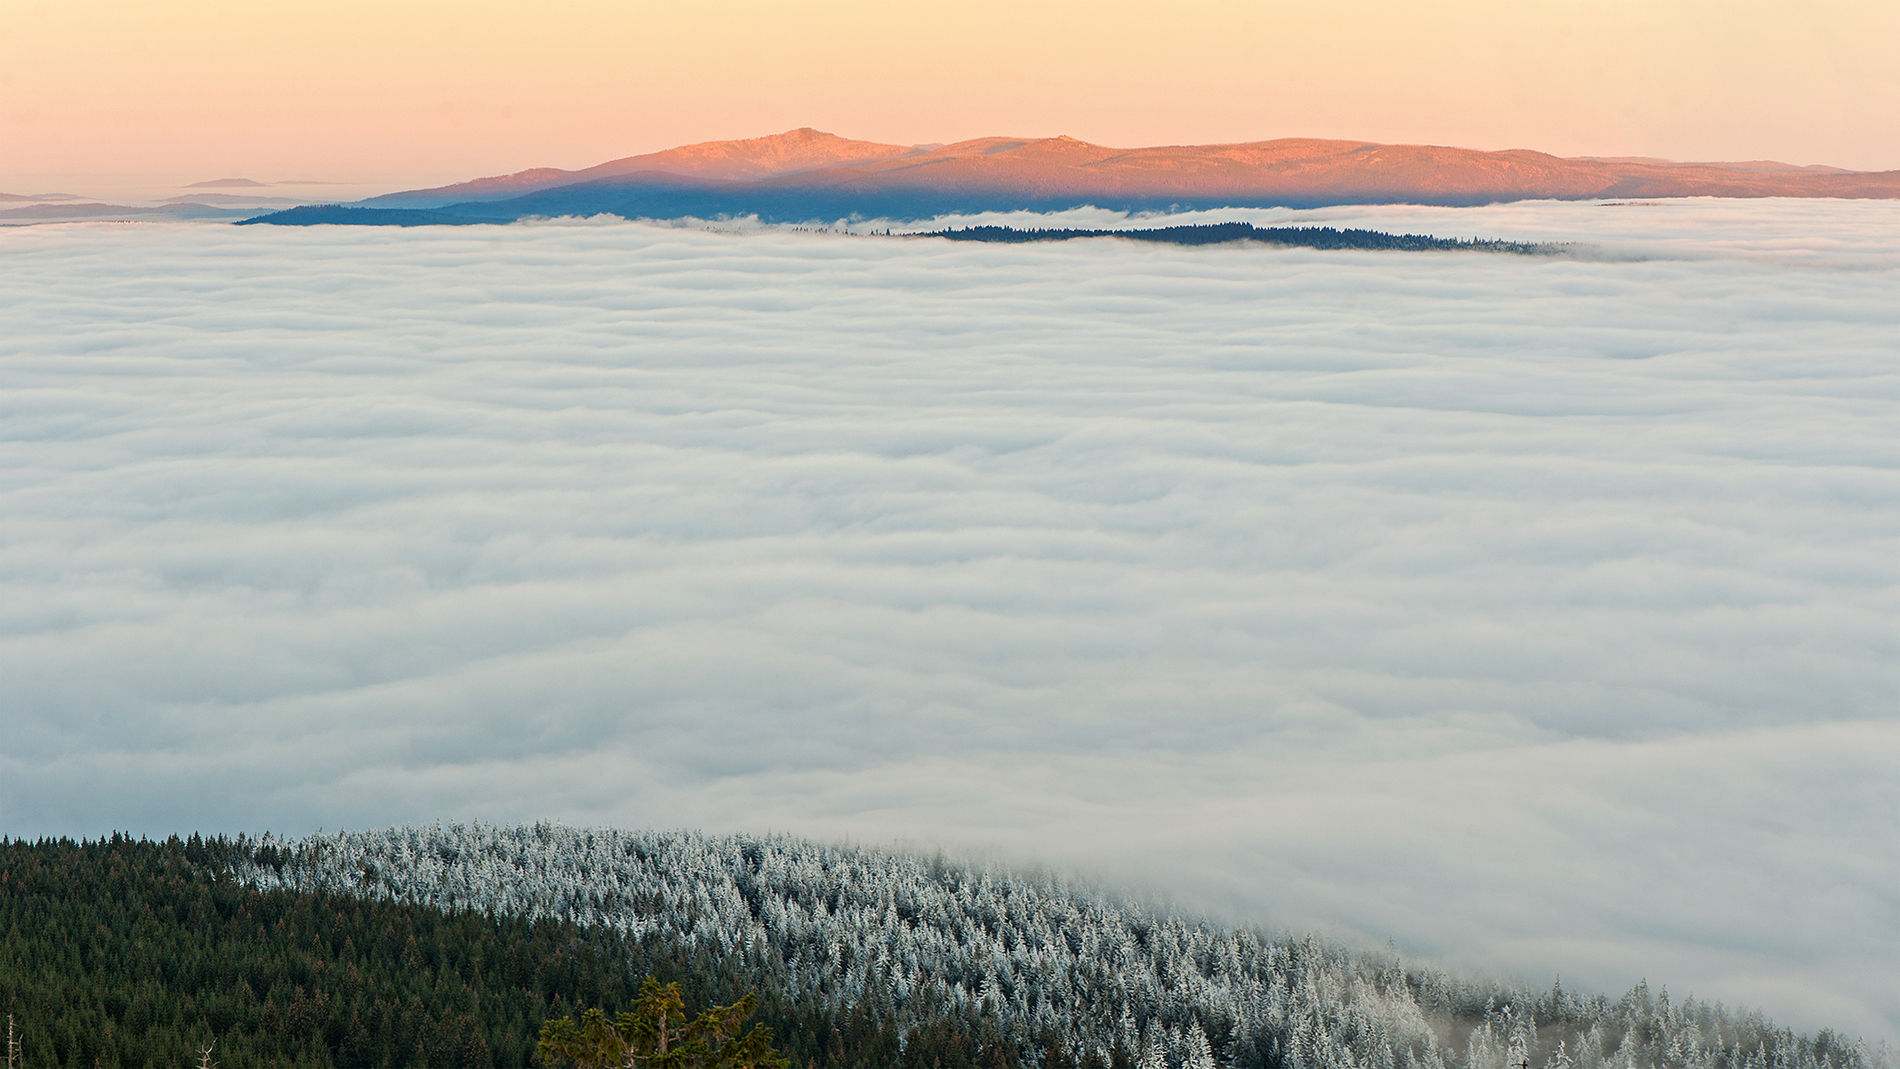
2, 200, 1897, 1041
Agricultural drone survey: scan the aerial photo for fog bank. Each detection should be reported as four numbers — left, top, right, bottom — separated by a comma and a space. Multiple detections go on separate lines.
3, 200, 1897, 1040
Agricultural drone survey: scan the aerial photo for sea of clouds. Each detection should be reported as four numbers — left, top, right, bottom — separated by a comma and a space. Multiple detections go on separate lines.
3, 199, 1897, 1041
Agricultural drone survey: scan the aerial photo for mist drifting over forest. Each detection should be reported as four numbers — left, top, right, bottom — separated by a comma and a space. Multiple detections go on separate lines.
2, 198, 1898, 1042
237, 823, 1892, 1069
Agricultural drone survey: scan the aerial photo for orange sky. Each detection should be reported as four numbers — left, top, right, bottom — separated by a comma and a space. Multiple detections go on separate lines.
5, 0, 1899, 191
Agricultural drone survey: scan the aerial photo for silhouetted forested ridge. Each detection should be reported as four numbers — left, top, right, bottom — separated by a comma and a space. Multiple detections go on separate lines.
921, 223, 1558, 253
231, 206, 1558, 255
235, 205, 510, 227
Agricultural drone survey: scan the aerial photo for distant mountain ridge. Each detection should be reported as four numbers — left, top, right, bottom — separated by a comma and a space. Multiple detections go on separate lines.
363, 128, 927, 207
273, 128, 1900, 225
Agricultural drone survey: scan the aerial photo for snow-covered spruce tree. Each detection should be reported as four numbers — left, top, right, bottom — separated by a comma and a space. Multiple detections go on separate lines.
236, 825, 1886, 1069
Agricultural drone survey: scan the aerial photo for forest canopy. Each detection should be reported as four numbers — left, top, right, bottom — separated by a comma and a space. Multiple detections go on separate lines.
0, 835, 1020, 1069
1, 829, 1886, 1069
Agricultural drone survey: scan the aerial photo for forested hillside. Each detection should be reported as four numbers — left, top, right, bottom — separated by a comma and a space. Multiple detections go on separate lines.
242, 825, 1887, 1069
0, 835, 1016, 1068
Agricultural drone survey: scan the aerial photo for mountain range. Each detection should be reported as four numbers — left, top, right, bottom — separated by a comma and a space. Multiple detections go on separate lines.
296, 127, 1900, 225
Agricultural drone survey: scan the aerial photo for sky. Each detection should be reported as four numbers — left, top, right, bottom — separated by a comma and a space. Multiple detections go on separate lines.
3, 201, 1898, 1041
4, 0, 1900, 197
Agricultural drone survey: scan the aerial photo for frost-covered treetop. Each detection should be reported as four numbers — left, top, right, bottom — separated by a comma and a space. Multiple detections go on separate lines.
239, 824, 1883, 1069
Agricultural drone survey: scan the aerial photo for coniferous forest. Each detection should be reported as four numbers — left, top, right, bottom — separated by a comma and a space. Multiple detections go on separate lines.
0, 835, 1013, 1068
1, 826, 1888, 1069
920, 224, 1557, 253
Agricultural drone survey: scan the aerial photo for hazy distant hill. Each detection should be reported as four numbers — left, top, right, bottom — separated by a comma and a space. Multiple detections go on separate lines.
1576, 157, 1859, 175
0, 201, 254, 223
316, 129, 1900, 226
0, 202, 136, 219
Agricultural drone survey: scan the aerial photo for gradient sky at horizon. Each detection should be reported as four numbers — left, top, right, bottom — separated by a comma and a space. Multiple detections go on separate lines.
5, 0, 1900, 193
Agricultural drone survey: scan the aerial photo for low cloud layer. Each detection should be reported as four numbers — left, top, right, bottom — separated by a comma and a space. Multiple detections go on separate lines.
3, 202, 1897, 1041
